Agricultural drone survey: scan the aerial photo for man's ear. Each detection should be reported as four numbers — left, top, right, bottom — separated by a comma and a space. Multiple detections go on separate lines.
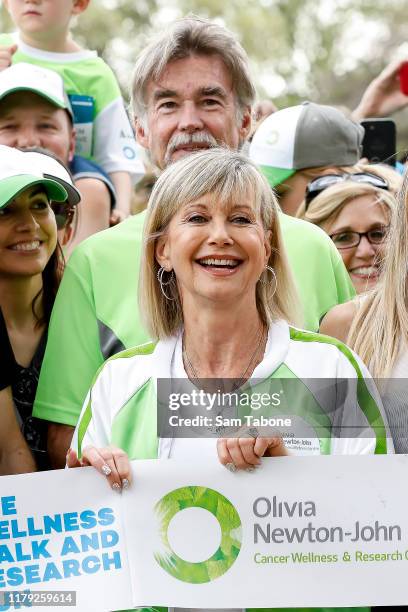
72, 0, 90, 16
155, 234, 172, 271
239, 105, 252, 142
135, 118, 149, 150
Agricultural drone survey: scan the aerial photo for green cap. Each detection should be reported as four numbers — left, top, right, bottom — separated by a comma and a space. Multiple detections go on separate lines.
0, 146, 69, 208
0, 175, 68, 209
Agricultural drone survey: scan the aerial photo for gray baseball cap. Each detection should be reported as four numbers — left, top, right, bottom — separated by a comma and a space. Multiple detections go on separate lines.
249, 102, 365, 187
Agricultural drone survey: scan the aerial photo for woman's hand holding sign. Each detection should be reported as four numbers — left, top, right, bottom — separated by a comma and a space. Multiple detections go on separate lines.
217, 426, 289, 472
66, 446, 132, 491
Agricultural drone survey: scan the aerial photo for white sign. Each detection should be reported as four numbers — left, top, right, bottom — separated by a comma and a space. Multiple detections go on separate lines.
0, 468, 130, 612
2, 456, 408, 609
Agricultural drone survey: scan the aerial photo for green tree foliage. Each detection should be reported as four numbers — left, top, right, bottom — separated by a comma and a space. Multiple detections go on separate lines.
1, 0, 408, 146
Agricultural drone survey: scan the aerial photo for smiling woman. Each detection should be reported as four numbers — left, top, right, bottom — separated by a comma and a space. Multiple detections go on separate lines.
142, 148, 298, 339
0, 145, 80, 471
299, 170, 397, 294
69, 149, 391, 496
67, 149, 392, 612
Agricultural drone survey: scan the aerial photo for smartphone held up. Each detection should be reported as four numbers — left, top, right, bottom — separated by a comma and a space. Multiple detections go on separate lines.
361, 118, 396, 167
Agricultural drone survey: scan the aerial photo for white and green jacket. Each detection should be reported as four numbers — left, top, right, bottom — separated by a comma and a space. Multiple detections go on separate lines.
73, 321, 392, 460
72, 321, 391, 612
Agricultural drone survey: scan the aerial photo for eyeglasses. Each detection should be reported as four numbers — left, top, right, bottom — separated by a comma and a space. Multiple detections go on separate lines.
305, 173, 389, 209
329, 227, 389, 249
51, 202, 75, 229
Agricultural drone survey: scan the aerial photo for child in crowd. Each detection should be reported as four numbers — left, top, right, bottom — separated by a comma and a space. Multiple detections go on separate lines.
0, 0, 144, 220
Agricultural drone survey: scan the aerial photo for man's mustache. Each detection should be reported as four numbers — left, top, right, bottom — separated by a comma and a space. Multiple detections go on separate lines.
164, 132, 219, 165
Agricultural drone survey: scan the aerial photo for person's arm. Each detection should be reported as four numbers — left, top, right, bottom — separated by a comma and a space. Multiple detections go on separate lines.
0, 387, 36, 475
352, 59, 408, 121
0, 44, 17, 70
33, 244, 106, 468
109, 171, 132, 222
93, 80, 145, 205
319, 301, 358, 344
47, 424, 75, 469
65, 178, 110, 256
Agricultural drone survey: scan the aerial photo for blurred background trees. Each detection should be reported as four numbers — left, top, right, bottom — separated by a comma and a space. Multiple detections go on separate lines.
1, 0, 408, 149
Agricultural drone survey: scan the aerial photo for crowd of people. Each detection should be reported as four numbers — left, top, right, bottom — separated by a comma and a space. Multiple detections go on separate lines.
1, 2, 408, 611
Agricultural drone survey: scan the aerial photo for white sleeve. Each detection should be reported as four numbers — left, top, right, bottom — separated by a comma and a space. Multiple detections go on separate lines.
93, 98, 145, 182
331, 349, 394, 455
71, 362, 114, 457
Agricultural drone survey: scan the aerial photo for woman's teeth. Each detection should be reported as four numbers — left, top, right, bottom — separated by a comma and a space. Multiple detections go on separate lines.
10, 241, 40, 251
199, 258, 239, 268
351, 266, 378, 276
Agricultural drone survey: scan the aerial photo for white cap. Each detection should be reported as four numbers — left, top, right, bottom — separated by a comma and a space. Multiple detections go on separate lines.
0, 63, 73, 118
0, 145, 71, 209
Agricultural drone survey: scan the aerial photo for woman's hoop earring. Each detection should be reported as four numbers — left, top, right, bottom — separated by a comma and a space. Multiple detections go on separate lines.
259, 265, 277, 297
157, 267, 176, 301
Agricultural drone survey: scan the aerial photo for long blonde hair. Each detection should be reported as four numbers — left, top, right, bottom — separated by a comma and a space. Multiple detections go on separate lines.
347, 169, 408, 377
139, 148, 300, 339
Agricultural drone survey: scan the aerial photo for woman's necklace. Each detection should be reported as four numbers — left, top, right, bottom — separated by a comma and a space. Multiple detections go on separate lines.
182, 322, 267, 391
182, 323, 267, 435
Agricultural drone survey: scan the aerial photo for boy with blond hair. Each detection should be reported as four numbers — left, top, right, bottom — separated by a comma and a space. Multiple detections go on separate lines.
0, 0, 144, 219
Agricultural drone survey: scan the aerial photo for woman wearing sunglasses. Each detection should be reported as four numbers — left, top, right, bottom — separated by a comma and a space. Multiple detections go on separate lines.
0, 145, 80, 471
298, 169, 398, 294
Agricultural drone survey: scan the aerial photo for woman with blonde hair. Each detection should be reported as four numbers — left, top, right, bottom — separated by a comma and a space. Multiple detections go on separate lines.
68, 148, 390, 481
66, 148, 392, 612
321, 169, 408, 452
298, 169, 398, 294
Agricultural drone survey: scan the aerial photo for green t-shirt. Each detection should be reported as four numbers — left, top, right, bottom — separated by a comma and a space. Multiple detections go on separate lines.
34, 211, 354, 427
0, 33, 143, 179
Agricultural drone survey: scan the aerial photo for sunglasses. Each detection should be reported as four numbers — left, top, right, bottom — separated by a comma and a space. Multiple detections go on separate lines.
305, 173, 389, 209
51, 202, 75, 230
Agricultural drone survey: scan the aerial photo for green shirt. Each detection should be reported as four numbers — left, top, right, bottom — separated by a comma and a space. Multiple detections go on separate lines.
34, 211, 354, 427
0, 33, 143, 178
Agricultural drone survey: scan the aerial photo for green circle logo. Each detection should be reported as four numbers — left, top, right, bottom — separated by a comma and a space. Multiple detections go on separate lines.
154, 486, 242, 583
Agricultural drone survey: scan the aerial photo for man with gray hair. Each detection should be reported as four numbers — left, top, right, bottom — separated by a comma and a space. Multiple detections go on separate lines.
34, 16, 354, 468
131, 16, 254, 165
